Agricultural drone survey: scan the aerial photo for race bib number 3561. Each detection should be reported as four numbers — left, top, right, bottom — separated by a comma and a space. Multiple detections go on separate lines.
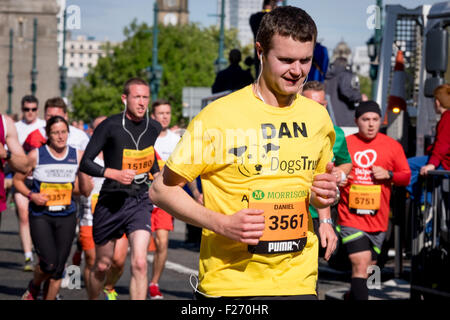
248, 189, 309, 254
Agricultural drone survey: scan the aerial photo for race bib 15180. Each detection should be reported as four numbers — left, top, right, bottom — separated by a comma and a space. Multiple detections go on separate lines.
122, 146, 155, 175
248, 189, 309, 254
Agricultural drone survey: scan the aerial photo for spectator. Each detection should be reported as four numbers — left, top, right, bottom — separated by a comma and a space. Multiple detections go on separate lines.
325, 56, 366, 133
406, 83, 450, 201
212, 49, 254, 94
249, 0, 278, 77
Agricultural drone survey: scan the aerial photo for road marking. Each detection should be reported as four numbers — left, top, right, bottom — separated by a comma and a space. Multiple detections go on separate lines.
147, 254, 198, 276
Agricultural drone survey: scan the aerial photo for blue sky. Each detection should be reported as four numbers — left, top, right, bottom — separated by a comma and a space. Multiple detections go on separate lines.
68, 0, 445, 51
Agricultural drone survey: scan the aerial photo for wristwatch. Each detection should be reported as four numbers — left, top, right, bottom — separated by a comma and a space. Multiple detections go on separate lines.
387, 170, 394, 180
319, 218, 333, 225
332, 187, 340, 206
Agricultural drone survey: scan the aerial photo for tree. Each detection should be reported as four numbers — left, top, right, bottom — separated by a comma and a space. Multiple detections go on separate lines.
359, 75, 373, 99
70, 21, 241, 125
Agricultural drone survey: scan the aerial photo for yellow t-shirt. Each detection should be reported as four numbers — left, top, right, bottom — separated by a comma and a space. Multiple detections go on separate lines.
166, 85, 335, 297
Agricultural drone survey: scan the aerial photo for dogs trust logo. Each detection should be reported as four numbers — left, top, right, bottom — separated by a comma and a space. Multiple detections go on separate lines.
354, 149, 377, 168
228, 143, 280, 177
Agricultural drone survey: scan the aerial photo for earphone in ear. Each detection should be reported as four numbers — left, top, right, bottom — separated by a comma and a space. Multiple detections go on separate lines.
123, 100, 127, 107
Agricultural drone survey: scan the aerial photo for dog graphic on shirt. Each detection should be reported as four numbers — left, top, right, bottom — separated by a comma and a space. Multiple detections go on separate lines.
228, 143, 280, 177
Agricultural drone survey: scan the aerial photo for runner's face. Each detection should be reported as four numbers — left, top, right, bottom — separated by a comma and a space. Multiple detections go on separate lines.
22, 102, 38, 123
151, 104, 171, 130
260, 35, 314, 97
356, 112, 381, 140
302, 90, 327, 107
124, 84, 150, 120
48, 121, 69, 149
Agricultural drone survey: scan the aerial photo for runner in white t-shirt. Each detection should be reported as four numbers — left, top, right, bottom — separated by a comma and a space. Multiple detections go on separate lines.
148, 100, 180, 299
13, 95, 45, 271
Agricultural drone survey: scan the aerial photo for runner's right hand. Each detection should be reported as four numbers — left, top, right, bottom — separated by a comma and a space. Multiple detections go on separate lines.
107, 168, 137, 185
218, 209, 265, 245
30, 193, 49, 206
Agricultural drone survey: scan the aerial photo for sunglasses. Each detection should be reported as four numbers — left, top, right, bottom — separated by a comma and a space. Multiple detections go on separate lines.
23, 107, 38, 112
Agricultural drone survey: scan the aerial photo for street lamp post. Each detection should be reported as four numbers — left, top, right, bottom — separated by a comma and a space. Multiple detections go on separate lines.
367, 0, 383, 98
215, 0, 227, 73
7, 29, 14, 115
60, 8, 68, 98
30, 18, 38, 96
149, 1, 163, 102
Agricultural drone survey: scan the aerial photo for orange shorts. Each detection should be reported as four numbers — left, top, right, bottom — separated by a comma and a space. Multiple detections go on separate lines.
79, 226, 126, 251
151, 207, 174, 232
79, 226, 95, 251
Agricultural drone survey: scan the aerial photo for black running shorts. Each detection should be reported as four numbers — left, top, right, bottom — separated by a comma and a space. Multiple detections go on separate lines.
93, 191, 153, 245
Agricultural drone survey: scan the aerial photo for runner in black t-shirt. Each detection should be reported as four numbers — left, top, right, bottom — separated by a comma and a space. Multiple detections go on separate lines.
80, 78, 161, 300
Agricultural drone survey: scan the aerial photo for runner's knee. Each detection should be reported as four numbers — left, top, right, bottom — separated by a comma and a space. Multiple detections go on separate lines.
95, 257, 112, 274
131, 256, 147, 274
40, 260, 57, 275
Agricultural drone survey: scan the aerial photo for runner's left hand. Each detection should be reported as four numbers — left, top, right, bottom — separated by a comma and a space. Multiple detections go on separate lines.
311, 162, 337, 208
318, 222, 337, 261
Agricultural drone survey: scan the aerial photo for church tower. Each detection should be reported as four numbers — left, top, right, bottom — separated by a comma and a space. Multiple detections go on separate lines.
157, 0, 189, 26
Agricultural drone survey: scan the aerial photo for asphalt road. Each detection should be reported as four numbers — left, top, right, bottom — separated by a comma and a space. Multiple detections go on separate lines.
0, 204, 409, 301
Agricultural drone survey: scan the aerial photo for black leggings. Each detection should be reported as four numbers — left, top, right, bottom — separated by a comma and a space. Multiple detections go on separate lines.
29, 212, 77, 279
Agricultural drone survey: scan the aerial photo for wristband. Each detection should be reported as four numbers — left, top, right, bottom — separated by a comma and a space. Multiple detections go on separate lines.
320, 218, 333, 225
5, 150, 11, 160
27, 191, 33, 201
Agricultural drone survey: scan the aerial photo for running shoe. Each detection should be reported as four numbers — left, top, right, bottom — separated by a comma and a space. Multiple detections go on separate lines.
21, 281, 39, 300
104, 289, 118, 300
148, 283, 163, 299
23, 258, 34, 272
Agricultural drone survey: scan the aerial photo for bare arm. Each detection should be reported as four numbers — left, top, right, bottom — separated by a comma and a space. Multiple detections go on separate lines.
12, 150, 47, 205
2, 116, 30, 174
187, 179, 203, 204
316, 206, 337, 261
149, 166, 264, 245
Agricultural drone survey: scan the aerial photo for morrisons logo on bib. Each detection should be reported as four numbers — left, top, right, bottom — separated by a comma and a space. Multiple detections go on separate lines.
252, 190, 265, 200
267, 190, 308, 200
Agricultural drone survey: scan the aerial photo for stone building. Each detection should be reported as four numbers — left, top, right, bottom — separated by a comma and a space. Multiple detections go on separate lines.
0, 0, 59, 117
157, 0, 189, 26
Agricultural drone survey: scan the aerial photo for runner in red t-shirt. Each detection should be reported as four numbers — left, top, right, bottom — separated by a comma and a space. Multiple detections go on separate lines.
337, 101, 411, 300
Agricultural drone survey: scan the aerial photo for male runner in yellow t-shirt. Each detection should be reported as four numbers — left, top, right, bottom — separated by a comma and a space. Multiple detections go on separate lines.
150, 6, 337, 299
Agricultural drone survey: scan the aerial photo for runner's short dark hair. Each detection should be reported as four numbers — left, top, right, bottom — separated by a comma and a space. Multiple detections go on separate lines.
303, 81, 325, 92
44, 97, 67, 113
21, 95, 39, 109
256, 6, 317, 54
151, 99, 171, 114
123, 78, 149, 96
